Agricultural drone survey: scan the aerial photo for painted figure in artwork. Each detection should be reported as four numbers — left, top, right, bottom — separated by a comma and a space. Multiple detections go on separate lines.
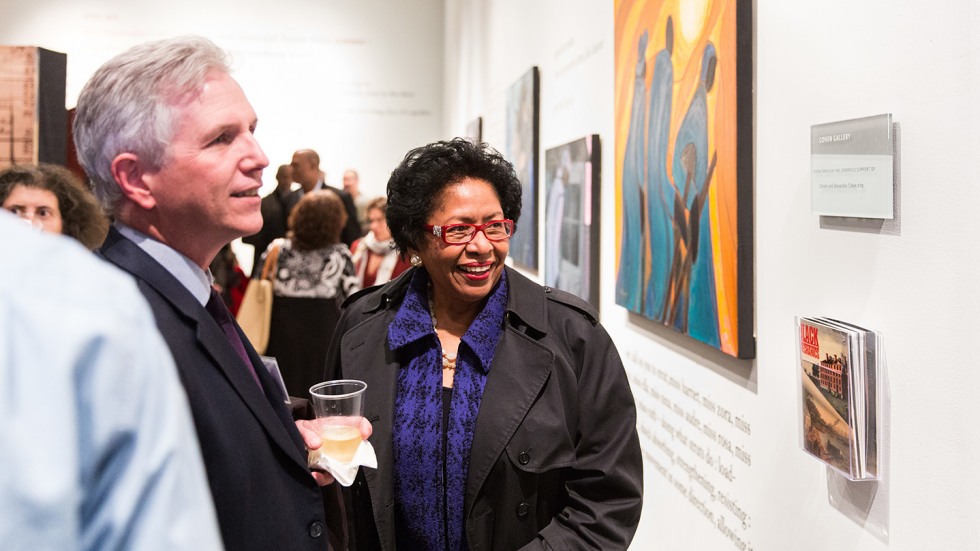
644, 17, 675, 321
663, 43, 719, 346
615, 31, 649, 312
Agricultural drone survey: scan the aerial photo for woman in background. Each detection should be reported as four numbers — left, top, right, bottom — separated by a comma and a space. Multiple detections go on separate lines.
350, 197, 411, 288
260, 190, 359, 397
326, 138, 642, 550
0, 163, 108, 249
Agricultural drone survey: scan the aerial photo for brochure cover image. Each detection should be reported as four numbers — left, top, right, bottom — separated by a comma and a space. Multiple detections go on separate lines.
799, 318, 854, 475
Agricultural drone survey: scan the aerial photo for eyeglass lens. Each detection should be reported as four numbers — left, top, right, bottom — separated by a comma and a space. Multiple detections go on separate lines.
445, 221, 512, 243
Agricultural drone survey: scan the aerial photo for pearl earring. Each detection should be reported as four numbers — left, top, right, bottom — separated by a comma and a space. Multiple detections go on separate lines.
410, 253, 422, 267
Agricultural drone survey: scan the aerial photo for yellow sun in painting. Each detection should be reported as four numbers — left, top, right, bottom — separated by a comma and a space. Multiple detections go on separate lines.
678, 0, 709, 43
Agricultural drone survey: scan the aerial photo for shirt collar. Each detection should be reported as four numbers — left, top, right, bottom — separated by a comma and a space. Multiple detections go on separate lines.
387, 269, 509, 373
114, 222, 213, 306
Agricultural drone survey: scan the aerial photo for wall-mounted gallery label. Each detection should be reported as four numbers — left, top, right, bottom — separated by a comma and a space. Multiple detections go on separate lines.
810, 114, 894, 219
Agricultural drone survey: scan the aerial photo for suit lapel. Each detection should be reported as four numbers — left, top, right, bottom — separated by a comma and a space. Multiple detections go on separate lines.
99, 228, 308, 470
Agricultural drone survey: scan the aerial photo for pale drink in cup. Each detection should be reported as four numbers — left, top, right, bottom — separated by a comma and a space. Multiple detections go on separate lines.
308, 380, 367, 465
317, 423, 362, 462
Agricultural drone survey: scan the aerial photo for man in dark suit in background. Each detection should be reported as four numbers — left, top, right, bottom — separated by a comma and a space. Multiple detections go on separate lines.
243, 163, 297, 276
290, 148, 362, 246
73, 36, 365, 551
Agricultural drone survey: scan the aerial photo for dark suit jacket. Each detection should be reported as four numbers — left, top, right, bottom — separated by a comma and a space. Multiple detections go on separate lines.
291, 184, 362, 247
242, 189, 296, 277
98, 227, 337, 551
326, 267, 643, 550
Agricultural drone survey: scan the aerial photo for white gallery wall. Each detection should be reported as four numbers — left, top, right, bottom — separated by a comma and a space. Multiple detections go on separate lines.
0, 0, 445, 204
445, 0, 980, 549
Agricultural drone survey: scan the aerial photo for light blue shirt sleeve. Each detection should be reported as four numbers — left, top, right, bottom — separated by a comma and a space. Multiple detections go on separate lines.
0, 213, 223, 550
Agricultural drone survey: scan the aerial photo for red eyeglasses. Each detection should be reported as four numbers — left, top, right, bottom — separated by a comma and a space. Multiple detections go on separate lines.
424, 219, 514, 245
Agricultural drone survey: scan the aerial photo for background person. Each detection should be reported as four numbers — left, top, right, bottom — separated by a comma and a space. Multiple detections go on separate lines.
290, 149, 362, 246
210, 242, 249, 314
0, 163, 109, 250
325, 138, 643, 550
350, 196, 411, 288
0, 212, 222, 550
343, 168, 371, 234
242, 165, 299, 277
242, 163, 297, 277
73, 35, 356, 551
261, 190, 359, 397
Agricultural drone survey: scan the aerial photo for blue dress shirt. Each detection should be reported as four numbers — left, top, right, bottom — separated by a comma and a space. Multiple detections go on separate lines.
0, 213, 223, 550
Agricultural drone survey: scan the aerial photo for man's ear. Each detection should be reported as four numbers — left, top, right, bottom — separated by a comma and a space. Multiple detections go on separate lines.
110, 153, 156, 210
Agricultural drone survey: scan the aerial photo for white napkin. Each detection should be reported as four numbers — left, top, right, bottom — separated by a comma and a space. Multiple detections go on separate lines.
309, 440, 378, 487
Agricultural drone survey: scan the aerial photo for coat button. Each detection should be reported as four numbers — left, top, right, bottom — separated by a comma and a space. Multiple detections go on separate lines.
516, 502, 530, 519
518, 451, 530, 465
309, 521, 324, 538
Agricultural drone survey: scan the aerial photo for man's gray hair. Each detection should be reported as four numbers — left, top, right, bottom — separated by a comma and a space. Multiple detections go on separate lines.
73, 36, 231, 214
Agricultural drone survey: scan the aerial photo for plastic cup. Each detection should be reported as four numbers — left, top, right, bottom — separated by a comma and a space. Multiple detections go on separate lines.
308, 380, 366, 463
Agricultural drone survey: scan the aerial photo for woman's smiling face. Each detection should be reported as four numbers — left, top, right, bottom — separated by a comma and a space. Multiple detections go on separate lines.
416, 177, 509, 307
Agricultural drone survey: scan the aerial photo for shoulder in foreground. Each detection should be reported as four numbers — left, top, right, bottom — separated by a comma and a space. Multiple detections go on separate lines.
544, 286, 598, 326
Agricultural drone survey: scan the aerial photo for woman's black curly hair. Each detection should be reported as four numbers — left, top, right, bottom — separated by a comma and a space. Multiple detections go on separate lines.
385, 138, 522, 253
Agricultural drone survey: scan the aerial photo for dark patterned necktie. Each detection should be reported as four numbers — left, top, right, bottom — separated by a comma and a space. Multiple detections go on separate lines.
205, 288, 263, 389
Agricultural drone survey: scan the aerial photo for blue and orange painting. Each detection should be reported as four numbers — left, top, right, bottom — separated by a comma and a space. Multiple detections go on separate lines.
614, 0, 753, 358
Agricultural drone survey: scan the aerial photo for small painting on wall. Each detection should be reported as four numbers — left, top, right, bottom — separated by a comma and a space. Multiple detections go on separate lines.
505, 66, 540, 272
544, 135, 601, 310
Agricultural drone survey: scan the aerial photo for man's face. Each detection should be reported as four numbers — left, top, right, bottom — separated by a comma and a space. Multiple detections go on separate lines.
276, 165, 293, 189
290, 152, 318, 190
343, 171, 358, 194
142, 71, 267, 256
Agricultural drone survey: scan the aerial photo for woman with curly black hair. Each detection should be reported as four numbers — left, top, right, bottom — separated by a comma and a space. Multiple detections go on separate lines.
326, 138, 643, 550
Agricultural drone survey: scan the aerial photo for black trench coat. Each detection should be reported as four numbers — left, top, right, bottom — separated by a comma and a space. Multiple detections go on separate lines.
326, 267, 643, 550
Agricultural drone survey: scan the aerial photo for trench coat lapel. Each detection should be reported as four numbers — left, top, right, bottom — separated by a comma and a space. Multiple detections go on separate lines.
465, 268, 555, 517
336, 311, 399, 548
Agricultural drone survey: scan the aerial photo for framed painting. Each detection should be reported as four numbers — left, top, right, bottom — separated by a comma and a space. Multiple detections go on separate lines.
544, 135, 601, 310
505, 66, 540, 272
465, 116, 483, 143
613, 0, 754, 358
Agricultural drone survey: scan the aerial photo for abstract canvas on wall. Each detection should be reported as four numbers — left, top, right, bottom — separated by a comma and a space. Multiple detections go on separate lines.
505, 66, 540, 272
613, 0, 754, 358
544, 135, 601, 309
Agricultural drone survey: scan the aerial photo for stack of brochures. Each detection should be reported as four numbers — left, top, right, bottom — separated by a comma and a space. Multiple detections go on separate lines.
796, 316, 879, 480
